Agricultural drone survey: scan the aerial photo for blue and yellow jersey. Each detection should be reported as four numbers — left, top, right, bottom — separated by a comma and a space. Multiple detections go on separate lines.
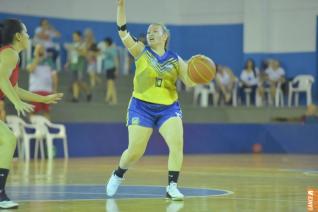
132, 46, 180, 105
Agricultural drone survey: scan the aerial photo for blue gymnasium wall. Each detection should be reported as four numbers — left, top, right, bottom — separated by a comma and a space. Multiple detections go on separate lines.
0, 13, 243, 74
52, 123, 318, 157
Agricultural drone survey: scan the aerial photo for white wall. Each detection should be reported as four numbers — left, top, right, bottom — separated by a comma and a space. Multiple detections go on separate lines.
0, 0, 243, 24
176, 0, 243, 24
244, 0, 318, 53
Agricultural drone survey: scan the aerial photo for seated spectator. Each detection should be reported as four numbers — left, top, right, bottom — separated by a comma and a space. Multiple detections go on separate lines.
0, 99, 5, 121
264, 59, 286, 103
27, 44, 58, 119
64, 31, 91, 102
215, 65, 236, 105
239, 59, 262, 105
33, 18, 61, 64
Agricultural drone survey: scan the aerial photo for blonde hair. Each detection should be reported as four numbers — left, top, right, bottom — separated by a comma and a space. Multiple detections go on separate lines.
150, 23, 170, 50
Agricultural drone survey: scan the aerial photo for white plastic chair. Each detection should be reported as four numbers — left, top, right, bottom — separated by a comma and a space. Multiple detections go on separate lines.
274, 82, 284, 107
30, 115, 69, 160
231, 78, 239, 107
6, 115, 45, 161
238, 82, 257, 107
288, 75, 314, 107
193, 83, 218, 107
261, 82, 284, 107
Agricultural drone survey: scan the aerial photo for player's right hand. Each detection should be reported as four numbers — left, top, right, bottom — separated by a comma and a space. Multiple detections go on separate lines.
14, 101, 34, 117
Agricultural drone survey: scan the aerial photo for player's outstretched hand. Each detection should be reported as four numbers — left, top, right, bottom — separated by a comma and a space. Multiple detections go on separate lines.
43, 93, 64, 104
14, 101, 34, 117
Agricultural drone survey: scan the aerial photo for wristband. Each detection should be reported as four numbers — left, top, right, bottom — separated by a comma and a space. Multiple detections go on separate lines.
117, 24, 127, 31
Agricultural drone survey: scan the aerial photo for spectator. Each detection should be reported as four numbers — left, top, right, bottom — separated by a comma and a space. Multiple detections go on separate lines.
215, 65, 236, 105
265, 59, 286, 103
83, 28, 96, 49
33, 18, 61, 64
27, 44, 58, 119
65, 31, 91, 102
84, 28, 100, 92
239, 59, 261, 105
102, 37, 119, 105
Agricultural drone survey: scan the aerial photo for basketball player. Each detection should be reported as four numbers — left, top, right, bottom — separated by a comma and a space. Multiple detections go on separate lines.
0, 19, 63, 209
106, 0, 209, 200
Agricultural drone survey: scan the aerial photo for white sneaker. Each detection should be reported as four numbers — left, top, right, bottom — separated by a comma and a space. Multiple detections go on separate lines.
0, 200, 19, 209
166, 182, 184, 201
106, 172, 124, 197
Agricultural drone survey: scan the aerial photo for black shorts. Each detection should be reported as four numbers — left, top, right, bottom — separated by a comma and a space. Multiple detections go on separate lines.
106, 68, 116, 80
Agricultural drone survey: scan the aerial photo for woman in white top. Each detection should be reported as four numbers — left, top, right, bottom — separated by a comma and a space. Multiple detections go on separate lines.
240, 59, 261, 105
265, 60, 285, 100
215, 65, 236, 104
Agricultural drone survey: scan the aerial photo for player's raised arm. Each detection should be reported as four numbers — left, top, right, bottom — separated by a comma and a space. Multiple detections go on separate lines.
117, 0, 145, 58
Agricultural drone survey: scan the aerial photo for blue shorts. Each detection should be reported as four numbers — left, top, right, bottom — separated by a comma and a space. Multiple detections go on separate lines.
126, 97, 182, 128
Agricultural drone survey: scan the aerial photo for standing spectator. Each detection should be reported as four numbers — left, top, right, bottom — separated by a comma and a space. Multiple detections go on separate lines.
215, 65, 236, 105
27, 44, 58, 119
33, 18, 61, 64
102, 37, 119, 105
65, 31, 91, 102
86, 43, 100, 93
84, 28, 100, 93
239, 59, 261, 105
83, 28, 96, 49
265, 59, 286, 103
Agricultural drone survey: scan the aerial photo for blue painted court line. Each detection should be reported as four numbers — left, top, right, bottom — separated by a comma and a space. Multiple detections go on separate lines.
6, 185, 233, 201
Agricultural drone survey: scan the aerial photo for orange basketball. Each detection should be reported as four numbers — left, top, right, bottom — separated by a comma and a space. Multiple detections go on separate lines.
188, 56, 216, 84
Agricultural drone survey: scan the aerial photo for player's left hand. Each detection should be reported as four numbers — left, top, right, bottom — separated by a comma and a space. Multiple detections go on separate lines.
43, 93, 64, 104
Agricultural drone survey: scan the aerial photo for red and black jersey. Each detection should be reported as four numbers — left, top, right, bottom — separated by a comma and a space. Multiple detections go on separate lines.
0, 45, 19, 99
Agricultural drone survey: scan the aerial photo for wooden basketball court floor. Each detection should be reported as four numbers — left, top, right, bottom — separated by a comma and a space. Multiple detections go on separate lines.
6, 154, 318, 211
